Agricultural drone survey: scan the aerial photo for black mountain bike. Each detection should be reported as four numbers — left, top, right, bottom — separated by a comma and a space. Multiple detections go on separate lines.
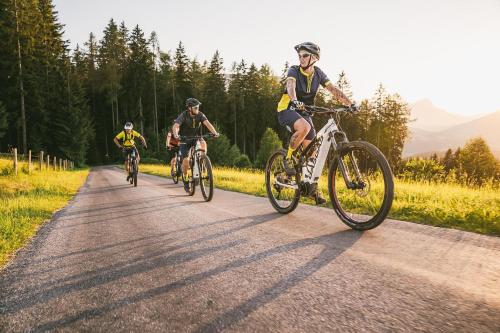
180, 134, 216, 201
265, 105, 394, 230
126, 148, 139, 187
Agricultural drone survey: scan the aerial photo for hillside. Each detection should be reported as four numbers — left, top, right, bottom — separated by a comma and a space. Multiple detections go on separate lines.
404, 110, 500, 157
409, 99, 474, 131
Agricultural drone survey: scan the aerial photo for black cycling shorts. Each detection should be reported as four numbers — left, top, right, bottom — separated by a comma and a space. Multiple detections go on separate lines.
179, 139, 197, 160
277, 108, 316, 141
122, 146, 139, 161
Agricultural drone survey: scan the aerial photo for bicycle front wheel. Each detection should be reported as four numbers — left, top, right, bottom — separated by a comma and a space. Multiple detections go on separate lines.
133, 159, 138, 187
199, 155, 214, 201
171, 158, 179, 184
265, 149, 300, 214
328, 141, 394, 230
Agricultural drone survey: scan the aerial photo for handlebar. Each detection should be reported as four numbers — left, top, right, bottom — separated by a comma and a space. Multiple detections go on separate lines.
179, 133, 217, 141
303, 105, 355, 114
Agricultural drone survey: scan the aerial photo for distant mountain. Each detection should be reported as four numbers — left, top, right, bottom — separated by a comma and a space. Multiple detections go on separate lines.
409, 99, 475, 132
403, 110, 500, 158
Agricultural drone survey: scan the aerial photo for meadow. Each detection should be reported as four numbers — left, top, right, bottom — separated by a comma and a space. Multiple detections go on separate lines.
0, 158, 88, 267
139, 163, 500, 236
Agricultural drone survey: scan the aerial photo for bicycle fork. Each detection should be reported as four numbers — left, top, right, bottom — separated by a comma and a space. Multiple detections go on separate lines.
337, 152, 366, 190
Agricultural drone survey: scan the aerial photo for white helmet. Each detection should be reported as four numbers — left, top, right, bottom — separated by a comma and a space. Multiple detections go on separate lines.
124, 122, 133, 130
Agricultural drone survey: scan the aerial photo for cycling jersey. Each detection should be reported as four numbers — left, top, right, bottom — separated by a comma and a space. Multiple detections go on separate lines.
277, 65, 331, 112
174, 111, 207, 137
115, 130, 142, 147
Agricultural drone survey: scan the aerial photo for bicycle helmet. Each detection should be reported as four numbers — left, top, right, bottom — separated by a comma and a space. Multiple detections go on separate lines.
185, 98, 201, 108
294, 42, 321, 59
124, 122, 133, 130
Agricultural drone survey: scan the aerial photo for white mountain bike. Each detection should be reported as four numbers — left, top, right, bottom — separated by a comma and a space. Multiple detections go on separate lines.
265, 105, 394, 230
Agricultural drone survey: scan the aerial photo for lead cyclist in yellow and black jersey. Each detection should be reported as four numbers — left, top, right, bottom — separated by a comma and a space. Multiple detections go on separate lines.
277, 42, 355, 204
114, 122, 148, 181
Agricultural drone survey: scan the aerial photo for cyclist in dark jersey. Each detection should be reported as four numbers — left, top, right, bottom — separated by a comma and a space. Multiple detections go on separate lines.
277, 42, 354, 204
172, 98, 219, 192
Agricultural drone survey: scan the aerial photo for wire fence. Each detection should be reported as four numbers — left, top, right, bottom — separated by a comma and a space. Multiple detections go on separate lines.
0, 148, 74, 175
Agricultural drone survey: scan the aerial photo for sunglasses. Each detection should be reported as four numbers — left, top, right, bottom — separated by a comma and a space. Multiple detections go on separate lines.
298, 53, 311, 59
191, 105, 199, 110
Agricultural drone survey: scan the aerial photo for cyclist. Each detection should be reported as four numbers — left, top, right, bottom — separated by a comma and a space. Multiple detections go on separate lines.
172, 98, 219, 192
277, 42, 354, 204
165, 121, 180, 175
113, 122, 148, 181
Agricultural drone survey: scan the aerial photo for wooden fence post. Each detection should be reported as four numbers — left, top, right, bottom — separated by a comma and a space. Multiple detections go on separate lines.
13, 148, 18, 175
39, 151, 44, 170
59, 158, 62, 171
46, 154, 50, 170
28, 150, 32, 173
53, 156, 56, 170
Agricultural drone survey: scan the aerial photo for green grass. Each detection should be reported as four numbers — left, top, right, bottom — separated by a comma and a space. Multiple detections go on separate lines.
0, 159, 88, 267
140, 163, 500, 236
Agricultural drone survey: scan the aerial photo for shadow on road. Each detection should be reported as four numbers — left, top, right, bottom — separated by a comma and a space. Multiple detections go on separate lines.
28, 228, 361, 332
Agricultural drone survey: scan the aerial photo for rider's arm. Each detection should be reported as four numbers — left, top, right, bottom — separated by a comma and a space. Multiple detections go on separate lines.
166, 132, 171, 148
172, 123, 180, 138
202, 120, 219, 136
325, 82, 352, 106
286, 78, 298, 101
113, 135, 122, 149
140, 135, 147, 147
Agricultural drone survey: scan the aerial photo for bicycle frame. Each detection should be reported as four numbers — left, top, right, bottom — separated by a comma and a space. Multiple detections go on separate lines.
279, 113, 363, 190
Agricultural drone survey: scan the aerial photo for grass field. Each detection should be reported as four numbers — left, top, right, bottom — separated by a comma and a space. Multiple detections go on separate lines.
0, 158, 88, 267
139, 163, 500, 236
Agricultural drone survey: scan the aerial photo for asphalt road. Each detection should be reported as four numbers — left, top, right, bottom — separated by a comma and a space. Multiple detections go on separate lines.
1, 166, 499, 332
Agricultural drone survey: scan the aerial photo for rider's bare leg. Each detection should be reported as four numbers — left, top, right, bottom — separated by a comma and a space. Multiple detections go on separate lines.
287, 118, 311, 159
198, 139, 207, 155
170, 157, 176, 171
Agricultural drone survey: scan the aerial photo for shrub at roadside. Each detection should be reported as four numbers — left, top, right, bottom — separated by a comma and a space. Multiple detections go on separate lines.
255, 128, 283, 168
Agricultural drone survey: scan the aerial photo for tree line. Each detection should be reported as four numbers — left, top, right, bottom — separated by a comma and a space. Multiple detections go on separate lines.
1, 0, 411, 169
400, 137, 499, 186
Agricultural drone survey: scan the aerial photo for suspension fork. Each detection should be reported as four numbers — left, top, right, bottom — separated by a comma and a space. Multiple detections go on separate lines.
336, 150, 363, 189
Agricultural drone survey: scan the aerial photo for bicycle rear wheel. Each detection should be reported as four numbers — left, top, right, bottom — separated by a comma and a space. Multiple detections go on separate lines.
199, 155, 214, 201
265, 149, 300, 214
328, 141, 394, 230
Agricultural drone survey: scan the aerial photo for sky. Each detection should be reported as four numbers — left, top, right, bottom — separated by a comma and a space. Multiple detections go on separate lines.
53, 0, 500, 116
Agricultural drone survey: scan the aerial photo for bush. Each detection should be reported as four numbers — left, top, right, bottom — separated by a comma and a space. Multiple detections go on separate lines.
255, 128, 283, 168
400, 158, 445, 183
208, 134, 241, 166
234, 154, 251, 168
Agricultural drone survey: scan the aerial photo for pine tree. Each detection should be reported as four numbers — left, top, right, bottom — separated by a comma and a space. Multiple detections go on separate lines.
202, 50, 226, 131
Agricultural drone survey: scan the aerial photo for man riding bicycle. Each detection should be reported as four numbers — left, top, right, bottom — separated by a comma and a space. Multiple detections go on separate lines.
172, 98, 219, 192
277, 42, 354, 204
166, 121, 180, 175
113, 122, 148, 181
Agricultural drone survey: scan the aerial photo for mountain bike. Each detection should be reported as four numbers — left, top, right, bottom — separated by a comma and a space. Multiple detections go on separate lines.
125, 148, 139, 187
169, 148, 180, 184
265, 105, 394, 230
180, 134, 216, 201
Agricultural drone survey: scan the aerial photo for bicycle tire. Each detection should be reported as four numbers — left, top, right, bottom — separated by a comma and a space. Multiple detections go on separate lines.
328, 141, 394, 230
133, 159, 138, 187
265, 149, 301, 214
199, 155, 214, 201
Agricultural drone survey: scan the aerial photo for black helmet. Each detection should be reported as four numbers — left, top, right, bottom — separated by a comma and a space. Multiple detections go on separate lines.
294, 42, 321, 59
185, 98, 201, 108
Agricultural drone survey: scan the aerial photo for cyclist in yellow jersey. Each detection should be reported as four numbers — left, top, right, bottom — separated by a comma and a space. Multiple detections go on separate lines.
277, 42, 354, 204
114, 122, 148, 181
